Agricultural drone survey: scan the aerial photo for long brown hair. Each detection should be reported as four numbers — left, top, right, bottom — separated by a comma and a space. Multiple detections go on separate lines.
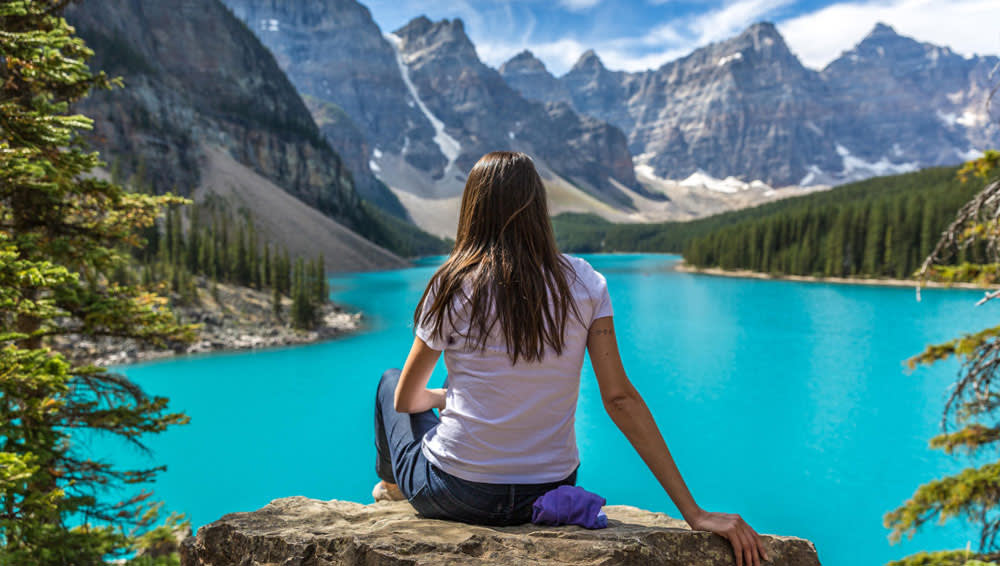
414, 151, 579, 363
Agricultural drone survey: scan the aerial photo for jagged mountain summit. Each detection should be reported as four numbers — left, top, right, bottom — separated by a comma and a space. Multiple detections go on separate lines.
66, 0, 405, 271
501, 22, 999, 189
221, 0, 655, 238
498, 50, 573, 107
817, 23, 998, 182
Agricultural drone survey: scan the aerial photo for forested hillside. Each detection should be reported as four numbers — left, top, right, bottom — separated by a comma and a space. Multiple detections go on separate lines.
682, 167, 984, 277
554, 166, 984, 279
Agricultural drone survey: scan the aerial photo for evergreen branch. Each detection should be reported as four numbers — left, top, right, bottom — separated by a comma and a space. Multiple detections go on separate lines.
884, 461, 1000, 550
931, 424, 1000, 455
916, 176, 1000, 301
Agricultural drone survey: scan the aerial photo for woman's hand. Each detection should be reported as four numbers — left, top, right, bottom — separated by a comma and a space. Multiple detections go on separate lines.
687, 509, 769, 566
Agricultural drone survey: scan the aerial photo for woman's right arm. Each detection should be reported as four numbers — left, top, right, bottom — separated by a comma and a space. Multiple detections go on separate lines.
586, 315, 769, 566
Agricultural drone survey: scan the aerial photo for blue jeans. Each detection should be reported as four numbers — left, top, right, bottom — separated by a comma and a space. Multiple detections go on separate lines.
374, 368, 578, 526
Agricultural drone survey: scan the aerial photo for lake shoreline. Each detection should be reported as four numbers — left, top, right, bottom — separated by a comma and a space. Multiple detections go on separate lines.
674, 262, 998, 291
59, 278, 364, 368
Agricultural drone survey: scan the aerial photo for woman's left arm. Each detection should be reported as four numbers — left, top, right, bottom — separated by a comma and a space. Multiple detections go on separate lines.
394, 336, 446, 413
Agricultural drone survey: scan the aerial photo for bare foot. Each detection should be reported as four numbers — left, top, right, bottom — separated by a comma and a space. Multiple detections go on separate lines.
372, 480, 405, 502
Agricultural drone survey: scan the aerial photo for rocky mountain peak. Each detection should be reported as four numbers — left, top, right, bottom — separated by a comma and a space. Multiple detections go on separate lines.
742, 21, 781, 39
866, 22, 899, 40
726, 21, 797, 63
395, 15, 432, 36
844, 21, 932, 63
570, 49, 606, 74
394, 16, 477, 61
826, 20, 968, 75
499, 50, 548, 75
499, 50, 573, 107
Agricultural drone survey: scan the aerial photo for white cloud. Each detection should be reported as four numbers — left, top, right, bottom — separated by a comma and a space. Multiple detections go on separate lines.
476, 0, 795, 74
478, 35, 692, 74
631, 0, 794, 50
684, 0, 794, 46
779, 0, 1000, 70
559, 0, 602, 11
376, 0, 1000, 78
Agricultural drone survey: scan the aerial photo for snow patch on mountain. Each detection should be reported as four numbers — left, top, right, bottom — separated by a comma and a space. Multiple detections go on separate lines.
257, 18, 278, 32
717, 52, 743, 67
676, 171, 772, 194
836, 144, 919, 179
386, 33, 461, 171
800, 145, 920, 186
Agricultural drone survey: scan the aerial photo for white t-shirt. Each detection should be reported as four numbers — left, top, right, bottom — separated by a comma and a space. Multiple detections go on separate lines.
416, 254, 613, 484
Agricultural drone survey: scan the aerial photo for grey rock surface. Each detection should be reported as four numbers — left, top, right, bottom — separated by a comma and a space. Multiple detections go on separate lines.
180, 497, 822, 566
221, 1, 648, 210
65, 0, 405, 270
499, 50, 573, 107
219, 0, 426, 214
502, 21, 999, 188
820, 23, 999, 174
392, 16, 647, 204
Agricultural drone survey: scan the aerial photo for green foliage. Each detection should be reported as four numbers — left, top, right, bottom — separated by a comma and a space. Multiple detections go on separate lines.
288, 256, 327, 330
360, 202, 452, 257
959, 150, 1000, 182
127, 200, 332, 328
0, 1, 194, 563
552, 212, 614, 253
887, 549, 997, 566
552, 167, 981, 281
882, 152, 1000, 563
122, 510, 188, 566
678, 167, 981, 277
886, 462, 1000, 545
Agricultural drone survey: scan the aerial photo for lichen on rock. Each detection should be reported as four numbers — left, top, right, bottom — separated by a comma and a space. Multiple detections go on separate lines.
180, 496, 821, 565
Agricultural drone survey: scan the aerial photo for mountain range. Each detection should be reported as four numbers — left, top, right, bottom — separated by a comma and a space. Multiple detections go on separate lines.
221, 0, 663, 237
222, 0, 998, 236
501, 22, 998, 189
65, 0, 433, 271
67, 0, 999, 247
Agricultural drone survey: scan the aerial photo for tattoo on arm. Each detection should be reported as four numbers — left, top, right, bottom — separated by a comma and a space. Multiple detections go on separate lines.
590, 328, 614, 336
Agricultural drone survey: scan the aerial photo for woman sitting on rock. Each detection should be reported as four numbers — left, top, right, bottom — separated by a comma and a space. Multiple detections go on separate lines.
373, 151, 768, 566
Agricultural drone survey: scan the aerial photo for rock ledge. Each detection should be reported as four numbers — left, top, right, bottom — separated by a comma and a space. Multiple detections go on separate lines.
180, 496, 821, 565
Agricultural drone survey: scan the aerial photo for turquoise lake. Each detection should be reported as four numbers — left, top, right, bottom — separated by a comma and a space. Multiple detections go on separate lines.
103, 254, 997, 566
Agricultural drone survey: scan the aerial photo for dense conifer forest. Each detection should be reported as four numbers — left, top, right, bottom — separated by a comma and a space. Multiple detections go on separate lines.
553, 166, 984, 279
125, 197, 331, 330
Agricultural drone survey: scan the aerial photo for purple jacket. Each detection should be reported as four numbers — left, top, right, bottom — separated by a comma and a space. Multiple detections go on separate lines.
531, 485, 608, 529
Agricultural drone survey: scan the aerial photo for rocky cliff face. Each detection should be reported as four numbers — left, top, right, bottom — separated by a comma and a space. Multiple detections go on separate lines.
497, 50, 573, 109
219, 1, 650, 237
819, 23, 999, 181
508, 24, 838, 187
180, 497, 822, 566
391, 17, 644, 206
66, 0, 405, 270
558, 50, 636, 137
502, 22, 1000, 188
636, 23, 837, 187
217, 0, 424, 216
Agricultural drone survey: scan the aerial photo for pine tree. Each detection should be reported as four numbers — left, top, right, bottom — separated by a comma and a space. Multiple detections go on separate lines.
884, 151, 1000, 565
862, 202, 885, 275
0, 2, 194, 563
262, 243, 271, 292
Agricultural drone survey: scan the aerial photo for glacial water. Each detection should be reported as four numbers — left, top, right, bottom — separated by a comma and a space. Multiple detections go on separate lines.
101, 254, 998, 566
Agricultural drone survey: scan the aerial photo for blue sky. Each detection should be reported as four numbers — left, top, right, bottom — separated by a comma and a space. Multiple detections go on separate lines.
364, 0, 999, 75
